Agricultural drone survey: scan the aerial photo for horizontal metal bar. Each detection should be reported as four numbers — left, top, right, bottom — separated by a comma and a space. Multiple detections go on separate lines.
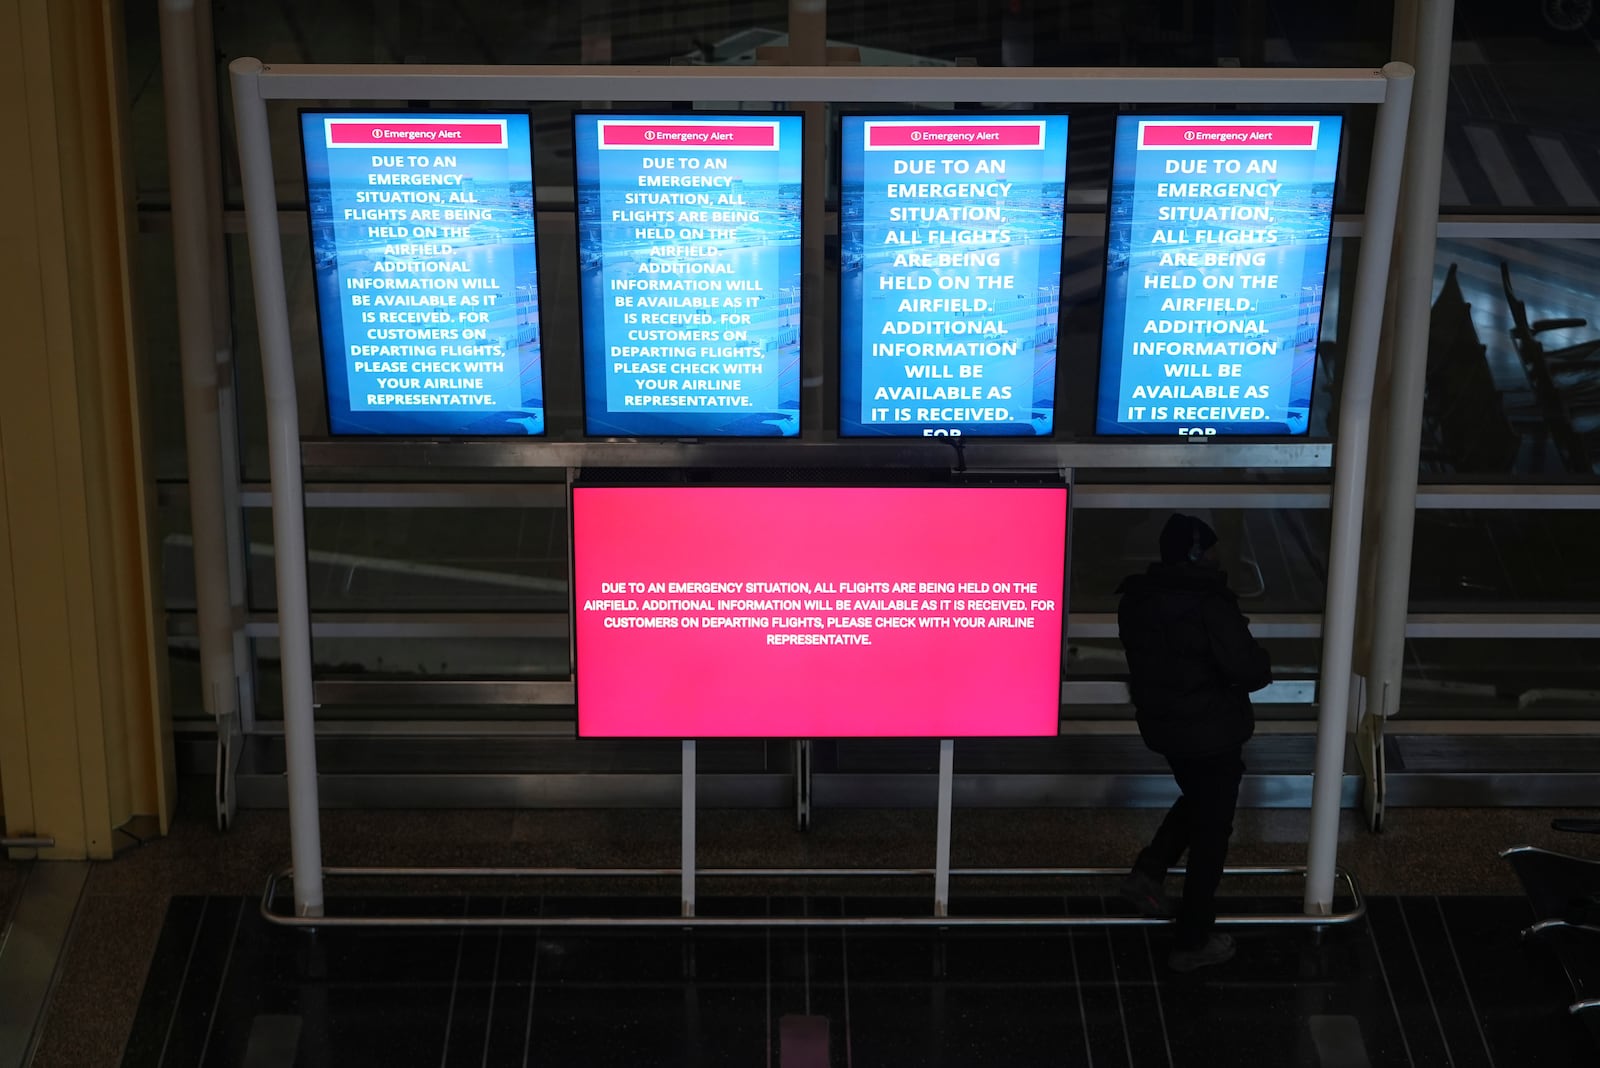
1072, 484, 1331, 509
814, 771, 1360, 810
1057, 720, 1322, 736
237, 613, 570, 639
1061, 679, 1314, 704
298, 863, 1322, 878
0, 836, 55, 849
246, 61, 1393, 104
189, 610, 1600, 644
1388, 773, 1600, 807
156, 478, 1600, 514
246, 718, 578, 737
312, 679, 573, 705
299, 439, 1333, 471
1403, 614, 1600, 639
261, 864, 1362, 928
1384, 720, 1600, 736
170, 479, 1347, 511
238, 772, 792, 810
241, 483, 567, 509
301, 677, 1313, 708
1414, 485, 1600, 510
1069, 613, 1324, 639
206, 716, 1323, 739
1436, 215, 1600, 238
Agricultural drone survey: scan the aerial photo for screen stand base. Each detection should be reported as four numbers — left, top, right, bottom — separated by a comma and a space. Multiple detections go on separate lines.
935, 739, 954, 918
682, 739, 695, 918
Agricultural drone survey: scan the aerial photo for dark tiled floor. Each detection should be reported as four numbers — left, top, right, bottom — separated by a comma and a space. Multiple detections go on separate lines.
28, 792, 1600, 1066
121, 894, 1596, 1068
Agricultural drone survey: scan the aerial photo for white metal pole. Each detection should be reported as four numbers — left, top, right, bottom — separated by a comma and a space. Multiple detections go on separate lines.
1363, 0, 1455, 725
790, 0, 828, 436
193, 0, 257, 737
158, 0, 238, 774
228, 58, 325, 916
682, 740, 696, 917
1304, 62, 1415, 915
935, 739, 954, 917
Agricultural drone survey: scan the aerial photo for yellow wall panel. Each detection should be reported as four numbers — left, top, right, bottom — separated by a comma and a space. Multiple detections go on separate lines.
0, 0, 171, 860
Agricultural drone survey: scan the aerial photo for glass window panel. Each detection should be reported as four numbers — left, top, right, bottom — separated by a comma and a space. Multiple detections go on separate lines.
835, 1, 1393, 69
301, 702, 570, 723
1401, 638, 1600, 719
124, 1, 168, 203
244, 506, 569, 612
158, 500, 197, 612
1410, 509, 1600, 610
1064, 636, 1319, 729
1423, 238, 1600, 481
250, 635, 570, 720
1445, 6, 1600, 212
1067, 635, 1320, 680
211, 0, 791, 206
137, 232, 189, 480
167, 640, 208, 721
1070, 507, 1330, 614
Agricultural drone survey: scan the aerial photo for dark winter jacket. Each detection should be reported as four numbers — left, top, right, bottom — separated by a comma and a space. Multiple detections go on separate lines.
1115, 563, 1272, 758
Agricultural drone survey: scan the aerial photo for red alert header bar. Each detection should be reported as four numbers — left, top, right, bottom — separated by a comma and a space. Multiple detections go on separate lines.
324, 118, 508, 149
1137, 120, 1320, 150
863, 119, 1049, 151
596, 119, 781, 150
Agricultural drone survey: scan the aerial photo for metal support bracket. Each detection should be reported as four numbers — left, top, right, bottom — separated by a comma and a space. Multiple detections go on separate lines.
682, 739, 696, 918
794, 740, 813, 831
260, 864, 1366, 929
935, 739, 954, 918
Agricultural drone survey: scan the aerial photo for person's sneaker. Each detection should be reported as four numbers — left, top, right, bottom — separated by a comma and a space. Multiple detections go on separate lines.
1167, 933, 1235, 973
1118, 870, 1174, 918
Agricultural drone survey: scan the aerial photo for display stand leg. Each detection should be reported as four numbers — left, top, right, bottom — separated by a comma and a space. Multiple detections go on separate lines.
229, 58, 323, 918
934, 739, 954, 918
795, 740, 812, 831
682, 740, 696, 918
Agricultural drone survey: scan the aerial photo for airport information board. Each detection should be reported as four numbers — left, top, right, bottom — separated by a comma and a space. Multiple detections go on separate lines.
575, 114, 804, 437
839, 115, 1069, 438
301, 112, 547, 435
1096, 115, 1343, 437
573, 484, 1068, 738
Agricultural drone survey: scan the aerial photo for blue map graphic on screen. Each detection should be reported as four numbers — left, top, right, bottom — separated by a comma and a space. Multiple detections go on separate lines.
575, 113, 803, 437
839, 115, 1068, 438
1096, 115, 1342, 437
301, 112, 545, 436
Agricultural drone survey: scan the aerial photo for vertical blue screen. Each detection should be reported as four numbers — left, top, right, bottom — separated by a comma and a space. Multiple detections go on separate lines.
1096, 115, 1343, 437
839, 115, 1068, 438
301, 112, 546, 436
575, 113, 804, 438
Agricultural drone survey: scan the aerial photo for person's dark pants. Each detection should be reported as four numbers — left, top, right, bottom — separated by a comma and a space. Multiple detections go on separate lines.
1133, 748, 1246, 949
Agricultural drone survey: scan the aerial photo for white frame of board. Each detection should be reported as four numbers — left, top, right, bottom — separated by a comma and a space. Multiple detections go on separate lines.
230, 59, 1412, 925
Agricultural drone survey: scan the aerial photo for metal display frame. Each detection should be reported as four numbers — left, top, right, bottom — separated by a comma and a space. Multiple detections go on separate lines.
230, 59, 1413, 923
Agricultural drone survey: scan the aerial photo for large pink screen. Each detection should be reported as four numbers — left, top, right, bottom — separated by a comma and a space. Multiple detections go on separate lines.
573, 485, 1067, 738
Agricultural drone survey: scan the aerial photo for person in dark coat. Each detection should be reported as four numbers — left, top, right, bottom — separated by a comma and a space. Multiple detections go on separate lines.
1116, 513, 1272, 971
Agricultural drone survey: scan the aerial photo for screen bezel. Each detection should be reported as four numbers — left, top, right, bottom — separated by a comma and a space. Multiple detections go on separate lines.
570, 109, 808, 441
297, 106, 550, 439
833, 109, 1072, 441
568, 475, 1071, 740
1090, 109, 1346, 441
